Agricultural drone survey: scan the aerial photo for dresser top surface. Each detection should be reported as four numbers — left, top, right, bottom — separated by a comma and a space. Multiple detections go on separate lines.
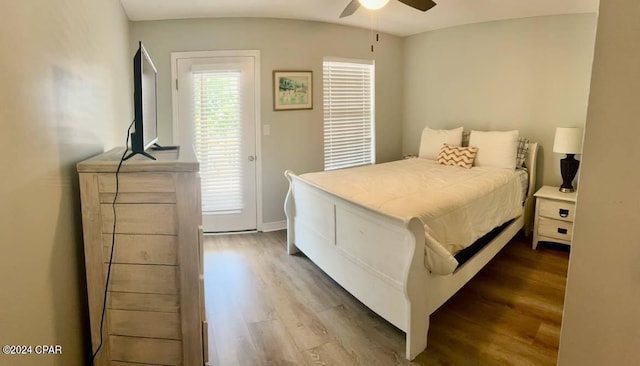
77, 146, 199, 173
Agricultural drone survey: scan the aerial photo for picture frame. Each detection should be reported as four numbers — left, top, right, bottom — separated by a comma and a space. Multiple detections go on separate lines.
273, 70, 313, 111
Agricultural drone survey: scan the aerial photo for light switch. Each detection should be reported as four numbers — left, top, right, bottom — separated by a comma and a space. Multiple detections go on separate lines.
263, 124, 271, 136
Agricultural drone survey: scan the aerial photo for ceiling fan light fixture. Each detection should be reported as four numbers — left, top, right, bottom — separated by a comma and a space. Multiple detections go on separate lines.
358, 0, 390, 10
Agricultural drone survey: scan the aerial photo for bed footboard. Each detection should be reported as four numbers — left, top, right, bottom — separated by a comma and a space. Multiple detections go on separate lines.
284, 170, 430, 359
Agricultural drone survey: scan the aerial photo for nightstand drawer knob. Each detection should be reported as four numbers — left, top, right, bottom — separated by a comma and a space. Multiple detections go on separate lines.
559, 209, 569, 218
557, 227, 568, 234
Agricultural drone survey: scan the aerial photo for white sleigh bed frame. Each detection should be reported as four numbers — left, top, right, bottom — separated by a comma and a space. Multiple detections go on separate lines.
284, 143, 538, 360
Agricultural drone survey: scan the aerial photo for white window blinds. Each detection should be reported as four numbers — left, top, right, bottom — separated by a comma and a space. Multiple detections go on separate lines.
192, 69, 243, 214
323, 58, 375, 171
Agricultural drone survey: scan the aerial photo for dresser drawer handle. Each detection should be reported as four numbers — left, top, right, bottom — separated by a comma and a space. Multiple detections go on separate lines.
557, 228, 568, 235
559, 209, 569, 218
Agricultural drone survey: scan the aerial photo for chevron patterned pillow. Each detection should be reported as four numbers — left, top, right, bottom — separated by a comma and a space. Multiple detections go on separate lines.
437, 144, 478, 169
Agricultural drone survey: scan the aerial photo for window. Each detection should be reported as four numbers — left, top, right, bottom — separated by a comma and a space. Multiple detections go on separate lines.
192, 69, 243, 214
323, 57, 375, 170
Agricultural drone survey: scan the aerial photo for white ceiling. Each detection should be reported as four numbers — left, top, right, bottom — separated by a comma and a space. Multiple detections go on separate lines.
120, 0, 598, 37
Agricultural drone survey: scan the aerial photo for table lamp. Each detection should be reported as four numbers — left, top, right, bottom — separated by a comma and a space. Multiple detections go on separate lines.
553, 127, 584, 193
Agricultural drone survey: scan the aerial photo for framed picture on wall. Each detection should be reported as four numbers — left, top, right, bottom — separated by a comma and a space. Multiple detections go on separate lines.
273, 71, 313, 111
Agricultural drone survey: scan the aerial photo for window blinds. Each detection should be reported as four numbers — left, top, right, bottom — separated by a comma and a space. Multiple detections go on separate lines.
192, 69, 243, 214
323, 58, 375, 171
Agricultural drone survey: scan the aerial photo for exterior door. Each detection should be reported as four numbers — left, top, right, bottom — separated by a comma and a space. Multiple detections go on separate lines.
174, 52, 259, 232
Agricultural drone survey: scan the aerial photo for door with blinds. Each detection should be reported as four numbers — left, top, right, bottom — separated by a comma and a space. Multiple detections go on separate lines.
174, 52, 259, 232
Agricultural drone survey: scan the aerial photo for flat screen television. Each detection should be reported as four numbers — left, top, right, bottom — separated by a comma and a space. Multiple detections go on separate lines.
124, 41, 158, 160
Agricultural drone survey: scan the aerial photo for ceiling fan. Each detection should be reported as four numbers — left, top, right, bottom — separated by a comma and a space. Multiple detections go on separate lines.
340, 0, 437, 18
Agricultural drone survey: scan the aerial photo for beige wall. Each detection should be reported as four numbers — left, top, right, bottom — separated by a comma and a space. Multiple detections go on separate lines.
130, 18, 405, 225
0, 1, 131, 365
558, 1, 640, 363
403, 14, 596, 189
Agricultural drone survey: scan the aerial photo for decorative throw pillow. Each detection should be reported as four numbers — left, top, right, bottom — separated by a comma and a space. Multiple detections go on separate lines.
461, 130, 471, 147
516, 137, 529, 170
468, 130, 519, 169
437, 144, 478, 169
418, 126, 464, 160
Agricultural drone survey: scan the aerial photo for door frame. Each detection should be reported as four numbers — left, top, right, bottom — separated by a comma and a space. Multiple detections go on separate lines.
170, 50, 263, 231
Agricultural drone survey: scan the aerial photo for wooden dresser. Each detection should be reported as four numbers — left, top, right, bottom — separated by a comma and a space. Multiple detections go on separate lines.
77, 147, 207, 366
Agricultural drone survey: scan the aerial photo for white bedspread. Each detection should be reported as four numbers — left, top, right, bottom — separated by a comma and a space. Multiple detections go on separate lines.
299, 158, 524, 275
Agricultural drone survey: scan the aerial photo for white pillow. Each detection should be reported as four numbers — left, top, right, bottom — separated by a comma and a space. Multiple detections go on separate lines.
418, 126, 464, 160
468, 130, 519, 169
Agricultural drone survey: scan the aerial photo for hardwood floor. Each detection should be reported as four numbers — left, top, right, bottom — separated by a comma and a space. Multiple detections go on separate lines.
203, 230, 569, 365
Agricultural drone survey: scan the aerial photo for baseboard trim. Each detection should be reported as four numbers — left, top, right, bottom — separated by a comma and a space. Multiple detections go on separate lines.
261, 220, 286, 232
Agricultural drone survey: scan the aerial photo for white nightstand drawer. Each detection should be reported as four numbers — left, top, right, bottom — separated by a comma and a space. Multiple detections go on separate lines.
539, 199, 576, 222
538, 217, 573, 241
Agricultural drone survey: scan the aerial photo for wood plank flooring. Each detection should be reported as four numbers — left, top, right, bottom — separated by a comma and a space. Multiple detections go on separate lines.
203, 231, 569, 365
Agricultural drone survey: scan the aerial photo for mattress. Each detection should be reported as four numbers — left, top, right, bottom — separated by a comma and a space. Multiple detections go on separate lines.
299, 158, 525, 275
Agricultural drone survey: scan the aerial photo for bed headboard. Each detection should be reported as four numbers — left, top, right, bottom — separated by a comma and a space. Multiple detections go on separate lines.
523, 142, 539, 235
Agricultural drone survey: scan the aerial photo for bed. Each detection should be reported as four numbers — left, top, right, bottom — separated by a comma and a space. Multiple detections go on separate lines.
284, 129, 538, 360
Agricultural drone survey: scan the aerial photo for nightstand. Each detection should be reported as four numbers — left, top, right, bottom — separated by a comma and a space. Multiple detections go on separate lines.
532, 185, 578, 249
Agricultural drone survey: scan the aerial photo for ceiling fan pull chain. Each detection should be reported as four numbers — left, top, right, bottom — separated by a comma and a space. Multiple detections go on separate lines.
369, 13, 374, 52
369, 12, 380, 53
376, 14, 380, 43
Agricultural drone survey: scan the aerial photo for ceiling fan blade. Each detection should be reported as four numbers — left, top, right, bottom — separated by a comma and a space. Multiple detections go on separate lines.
398, 0, 437, 12
339, 0, 361, 18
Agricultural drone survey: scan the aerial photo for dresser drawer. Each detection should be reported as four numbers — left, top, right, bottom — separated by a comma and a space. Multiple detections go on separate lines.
98, 172, 176, 204
98, 172, 175, 193
110, 336, 182, 366
538, 217, 573, 242
102, 234, 177, 265
100, 204, 177, 235
539, 199, 576, 222
109, 309, 181, 340
106, 264, 178, 294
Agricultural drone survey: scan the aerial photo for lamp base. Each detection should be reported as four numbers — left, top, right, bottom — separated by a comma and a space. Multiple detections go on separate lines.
559, 154, 579, 193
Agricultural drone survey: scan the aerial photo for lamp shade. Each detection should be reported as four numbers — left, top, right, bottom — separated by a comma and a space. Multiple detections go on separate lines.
359, 0, 390, 10
553, 127, 584, 154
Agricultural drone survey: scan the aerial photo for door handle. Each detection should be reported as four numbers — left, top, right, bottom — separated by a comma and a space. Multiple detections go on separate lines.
557, 228, 568, 235
559, 209, 569, 218
248, 155, 256, 162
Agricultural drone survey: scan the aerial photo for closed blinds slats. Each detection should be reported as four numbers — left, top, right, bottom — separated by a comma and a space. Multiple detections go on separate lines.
323, 59, 375, 171
193, 70, 244, 214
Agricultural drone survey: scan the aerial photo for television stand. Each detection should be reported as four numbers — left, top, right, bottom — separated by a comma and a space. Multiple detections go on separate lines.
123, 150, 156, 161
126, 131, 158, 160
151, 143, 179, 151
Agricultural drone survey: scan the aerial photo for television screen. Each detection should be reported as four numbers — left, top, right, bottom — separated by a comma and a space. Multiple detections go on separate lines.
126, 41, 158, 160
140, 44, 158, 150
